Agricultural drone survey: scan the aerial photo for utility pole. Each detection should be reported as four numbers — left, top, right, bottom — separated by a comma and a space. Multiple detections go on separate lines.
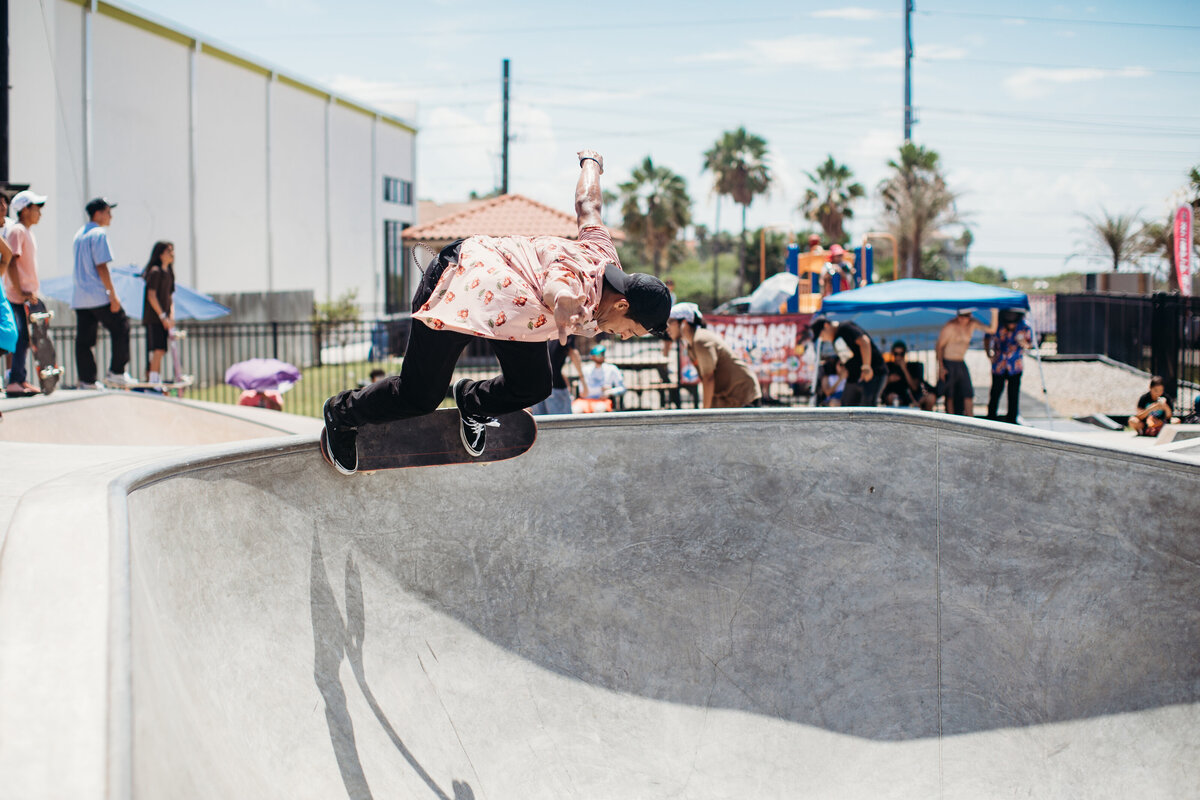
501, 58, 510, 195
904, 0, 913, 142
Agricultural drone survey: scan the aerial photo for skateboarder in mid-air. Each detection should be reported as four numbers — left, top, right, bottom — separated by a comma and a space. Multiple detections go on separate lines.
320, 149, 671, 474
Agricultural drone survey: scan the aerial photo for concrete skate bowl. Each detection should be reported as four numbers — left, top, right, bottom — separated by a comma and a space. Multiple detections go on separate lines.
106, 412, 1200, 796
0, 392, 303, 445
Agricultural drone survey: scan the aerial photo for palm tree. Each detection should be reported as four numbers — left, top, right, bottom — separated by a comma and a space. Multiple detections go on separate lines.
617, 156, 692, 277
877, 142, 959, 279
1139, 218, 1177, 289
1077, 209, 1143, 272
703, 128, 772, 294
800, 155, 865, 244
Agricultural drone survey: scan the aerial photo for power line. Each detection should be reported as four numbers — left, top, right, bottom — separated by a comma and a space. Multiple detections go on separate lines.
916, 56, 1200, 77
918, 8, 1200, 31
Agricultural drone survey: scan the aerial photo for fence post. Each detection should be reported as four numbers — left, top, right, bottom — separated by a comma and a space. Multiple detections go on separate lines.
271, 322, 279, 360
1150, 293, 1181, 398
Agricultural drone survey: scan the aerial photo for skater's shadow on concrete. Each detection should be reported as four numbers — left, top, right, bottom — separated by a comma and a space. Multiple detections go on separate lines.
310, 532, 474, 800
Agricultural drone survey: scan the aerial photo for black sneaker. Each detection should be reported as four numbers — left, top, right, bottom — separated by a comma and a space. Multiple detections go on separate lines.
453, 378, 499, 457
321, 397, 358, 475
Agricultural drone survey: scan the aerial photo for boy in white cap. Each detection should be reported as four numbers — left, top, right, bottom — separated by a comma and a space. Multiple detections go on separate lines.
3, 190, 47, 396
665, 302, 762, 409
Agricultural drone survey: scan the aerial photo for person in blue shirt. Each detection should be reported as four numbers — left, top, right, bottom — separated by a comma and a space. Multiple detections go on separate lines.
984, 310, 1034, 424
72, 197, 134, 388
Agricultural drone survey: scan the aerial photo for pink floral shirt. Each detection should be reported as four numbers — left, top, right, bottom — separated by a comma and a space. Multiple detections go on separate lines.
417, 225, 620, 341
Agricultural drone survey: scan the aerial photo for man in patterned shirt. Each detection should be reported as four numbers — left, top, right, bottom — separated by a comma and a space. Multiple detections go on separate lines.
321, 149, 671, 473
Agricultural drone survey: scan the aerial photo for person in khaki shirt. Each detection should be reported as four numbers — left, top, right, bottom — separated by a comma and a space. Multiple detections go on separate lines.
666, 303, 762, 409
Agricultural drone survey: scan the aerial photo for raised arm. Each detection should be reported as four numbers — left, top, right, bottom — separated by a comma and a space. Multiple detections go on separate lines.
575, 149, 604, 232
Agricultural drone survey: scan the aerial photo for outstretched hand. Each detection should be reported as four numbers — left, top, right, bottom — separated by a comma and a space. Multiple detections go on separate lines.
550, 288, 587, 345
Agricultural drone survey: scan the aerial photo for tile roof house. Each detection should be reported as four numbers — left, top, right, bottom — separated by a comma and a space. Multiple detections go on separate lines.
404, 194, 624, 251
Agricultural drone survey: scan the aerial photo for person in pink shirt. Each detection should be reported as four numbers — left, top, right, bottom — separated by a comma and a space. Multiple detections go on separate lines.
4, 190, 46, 396
321, 148, 671, 473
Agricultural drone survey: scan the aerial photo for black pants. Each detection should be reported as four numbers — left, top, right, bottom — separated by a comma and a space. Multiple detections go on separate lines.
987, 372, 1022, 423
8, 301, 29, 385
75, 305, 131, 384
330, 241, 552, 428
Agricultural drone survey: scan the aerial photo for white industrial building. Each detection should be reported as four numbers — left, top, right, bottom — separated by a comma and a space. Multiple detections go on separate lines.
9, 0, 418, 319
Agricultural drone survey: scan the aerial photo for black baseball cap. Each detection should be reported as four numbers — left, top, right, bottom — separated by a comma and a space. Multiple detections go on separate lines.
86, 197, 117, 216
603, 263, 671, 335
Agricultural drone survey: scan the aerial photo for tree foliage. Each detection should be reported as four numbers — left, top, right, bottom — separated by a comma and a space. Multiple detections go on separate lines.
702, 127, 772, 293
1076, 208, 1144, 272
800, 155, 865, 244
877, 142, 960, 279
617, 156, 692, 277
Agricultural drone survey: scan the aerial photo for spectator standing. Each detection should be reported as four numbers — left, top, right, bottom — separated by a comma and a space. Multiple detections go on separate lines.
935, 309, 998, 416
141, 240, 176, 385
985, 310, 1034, 424
810, 316, 885, 406
0, 192, 17, 371
665, 302, 761, 408
531, 335, 584, 415
72, 197, 134, 388
1130, 376, 1175, 437
4, 190, 47, 396
883, 340, 935, 410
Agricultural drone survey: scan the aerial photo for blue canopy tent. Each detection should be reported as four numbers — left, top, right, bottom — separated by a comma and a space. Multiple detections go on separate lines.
818, 279, 1050, 422
820, 279, 1030, 350
39, 265, 231, 321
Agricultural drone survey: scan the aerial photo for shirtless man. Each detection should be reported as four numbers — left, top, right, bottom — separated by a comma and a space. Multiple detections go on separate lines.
935, 309, 998, 416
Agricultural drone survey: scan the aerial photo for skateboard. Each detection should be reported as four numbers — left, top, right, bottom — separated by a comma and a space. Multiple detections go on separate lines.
106, 329, 194, 395
105, 376, 196, 395
27, 299, 64, 395
320, 407, 537, 471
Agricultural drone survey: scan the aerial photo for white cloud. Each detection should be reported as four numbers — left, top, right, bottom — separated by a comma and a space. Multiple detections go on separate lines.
811, 7, 899, 21
684, 35, 962, 71
920, 43, 968, 61
1003, 66, 1152, 99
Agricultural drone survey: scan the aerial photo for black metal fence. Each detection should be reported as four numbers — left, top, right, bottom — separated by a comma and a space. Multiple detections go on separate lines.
41, 318, 754, 416
1056, 293, 1200, 415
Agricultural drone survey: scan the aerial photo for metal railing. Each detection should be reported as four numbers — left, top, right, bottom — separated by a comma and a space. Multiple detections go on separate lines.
1056, 293, 1199, 415
39, 320, 768, 416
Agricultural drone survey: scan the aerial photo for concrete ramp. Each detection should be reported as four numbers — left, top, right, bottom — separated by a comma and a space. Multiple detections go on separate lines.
0, 392, 309, 445
3, 410, 1199, 798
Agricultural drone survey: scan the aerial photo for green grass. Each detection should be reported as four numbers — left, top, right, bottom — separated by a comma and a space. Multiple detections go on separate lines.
188, 358, 403, 418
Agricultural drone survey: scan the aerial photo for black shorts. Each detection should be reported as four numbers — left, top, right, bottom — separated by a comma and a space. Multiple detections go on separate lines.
942, 360, 972, 401
145, 322, 168, 351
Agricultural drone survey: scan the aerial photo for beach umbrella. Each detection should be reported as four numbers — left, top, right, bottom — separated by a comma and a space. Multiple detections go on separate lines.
38, 264, 231, 321
224, 358, 301, 392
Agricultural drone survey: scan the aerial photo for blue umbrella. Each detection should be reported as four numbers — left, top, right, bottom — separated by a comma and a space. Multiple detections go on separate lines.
38, 264, 231, 321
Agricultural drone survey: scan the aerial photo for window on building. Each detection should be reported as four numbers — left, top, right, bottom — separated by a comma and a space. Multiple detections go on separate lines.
383, 220, 410, 315
383, 176, 413, 206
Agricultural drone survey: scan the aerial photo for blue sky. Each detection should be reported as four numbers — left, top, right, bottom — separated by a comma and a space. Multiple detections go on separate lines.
132, 0, 1200, 277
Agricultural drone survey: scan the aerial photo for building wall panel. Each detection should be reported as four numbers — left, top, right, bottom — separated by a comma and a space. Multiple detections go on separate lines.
194, 52, 269, 294
90, 13, 191, 286
269, 83, 329, 297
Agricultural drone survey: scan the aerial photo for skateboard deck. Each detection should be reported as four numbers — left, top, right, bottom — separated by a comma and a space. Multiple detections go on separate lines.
105, 376, 195, 391
27, 300, 63, 395
321, 407, 537, 471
